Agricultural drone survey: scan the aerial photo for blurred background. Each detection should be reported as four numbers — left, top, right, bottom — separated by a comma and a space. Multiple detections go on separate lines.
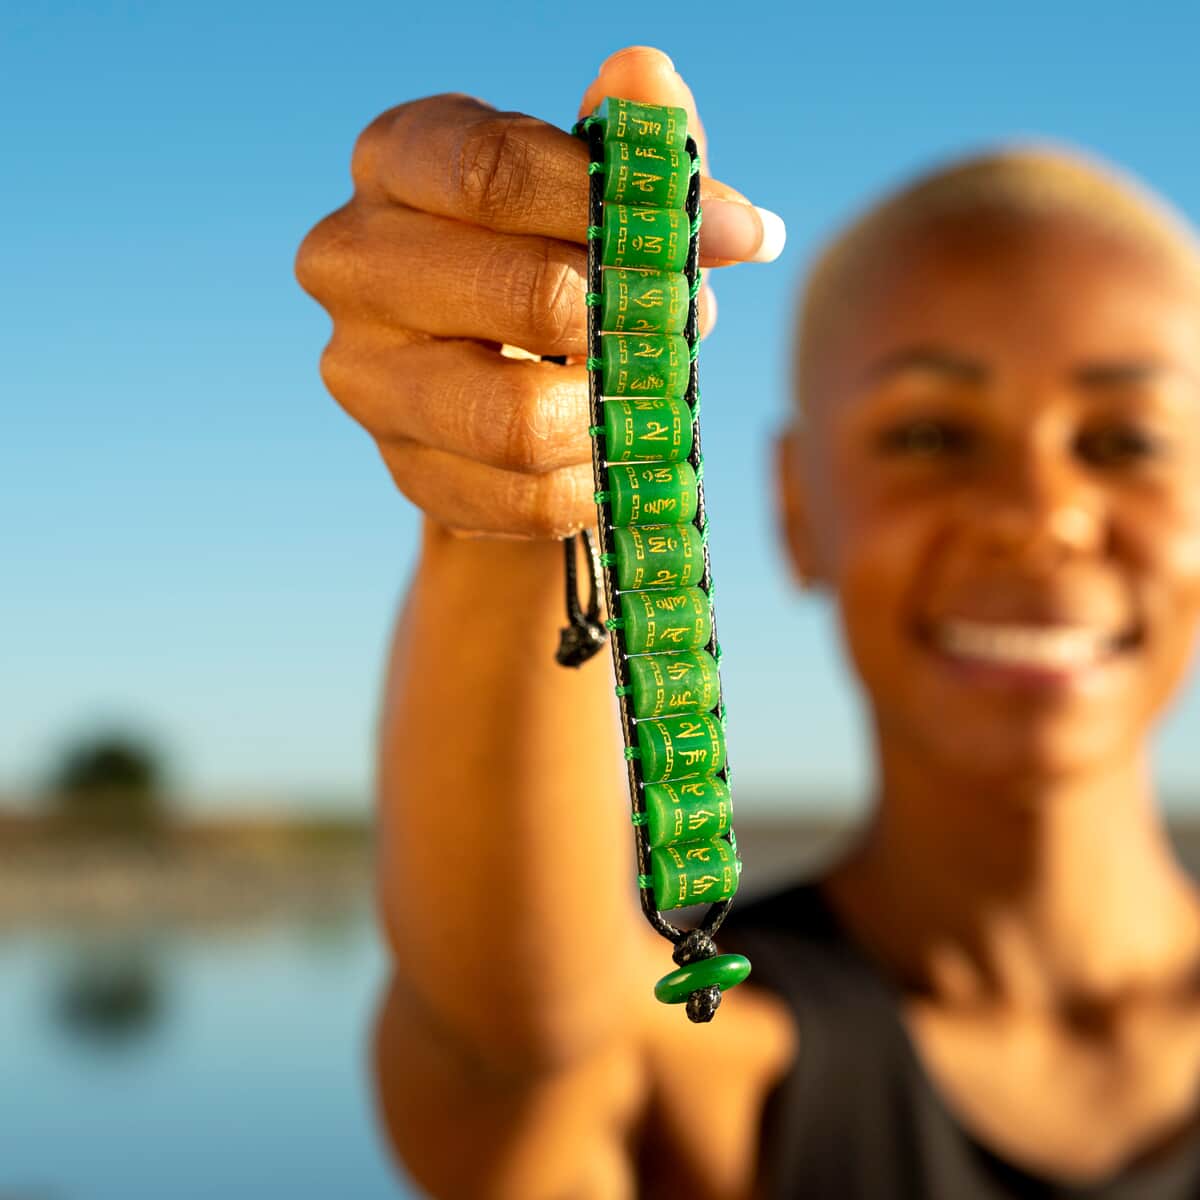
6, 2, 1200, 1196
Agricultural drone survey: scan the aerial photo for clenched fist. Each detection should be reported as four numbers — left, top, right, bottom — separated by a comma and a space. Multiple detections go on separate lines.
296, 46, 785, 539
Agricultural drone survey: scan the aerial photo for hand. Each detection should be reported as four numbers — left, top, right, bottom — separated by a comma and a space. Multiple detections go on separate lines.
295, 46, 786, 540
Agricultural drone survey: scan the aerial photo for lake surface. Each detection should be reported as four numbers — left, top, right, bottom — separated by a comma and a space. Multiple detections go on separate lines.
0, 912, 425, 1199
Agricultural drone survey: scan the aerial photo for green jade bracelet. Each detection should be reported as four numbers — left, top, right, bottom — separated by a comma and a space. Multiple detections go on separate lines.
553, 97, 750, 1024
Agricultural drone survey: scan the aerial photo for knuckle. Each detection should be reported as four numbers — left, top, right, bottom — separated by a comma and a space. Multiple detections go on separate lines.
524, 466, 592, 539
524, 242, 583, 352
455, 114, 540, 226
350, 108, 396, 191
294, 206, 357, 302
498, 372, 553, 473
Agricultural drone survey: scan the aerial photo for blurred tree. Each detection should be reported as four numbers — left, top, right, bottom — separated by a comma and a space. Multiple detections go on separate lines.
48, 733, 168, 833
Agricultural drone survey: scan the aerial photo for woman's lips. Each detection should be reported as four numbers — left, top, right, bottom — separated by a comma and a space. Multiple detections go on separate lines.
919, 618, 1141, 686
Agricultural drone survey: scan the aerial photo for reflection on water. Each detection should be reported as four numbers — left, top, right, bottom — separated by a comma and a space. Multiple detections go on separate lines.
0, 915, 424, 1200
51, 938, 166, 1047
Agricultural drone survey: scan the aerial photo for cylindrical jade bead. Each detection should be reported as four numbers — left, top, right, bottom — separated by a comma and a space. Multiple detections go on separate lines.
636, 712, 726, 784
597, 97, 688, 151
619, 586, 711, 653
600, 269, 688, 335
607, 461, 698, 527
643, 775, 732, 849
611, 525, 705, 591
650, 838, 739, 910
603, 142, 690, 209
627, 649, 720, 720
603, 396, 693, 463
601, 333, 689, 399
601, 205, 689, 272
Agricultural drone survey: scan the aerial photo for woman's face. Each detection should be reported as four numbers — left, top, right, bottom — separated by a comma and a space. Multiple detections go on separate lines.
783, 212, 1200, 781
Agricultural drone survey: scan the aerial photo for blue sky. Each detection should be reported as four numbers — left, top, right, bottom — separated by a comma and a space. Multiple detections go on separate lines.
5, 1, 1200, 814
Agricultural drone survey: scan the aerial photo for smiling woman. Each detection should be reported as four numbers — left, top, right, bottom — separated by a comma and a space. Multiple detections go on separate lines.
297, 45, 1200, 1200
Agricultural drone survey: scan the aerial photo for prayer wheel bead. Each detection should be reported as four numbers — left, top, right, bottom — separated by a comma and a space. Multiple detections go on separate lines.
601, 333, 690, 398
643, 775, 732, 848
627, 649, 719, 720
600, 269, 688, 335
619, 585, 712, 653
603, 141, 690, 209
603, 396, 693, 463
649, 838, 739, 910
597, 97, 688, 152
636, 711, 726, 784
610, 525, 705, 591
601, 204, 690, 272
606, 461, 698, 527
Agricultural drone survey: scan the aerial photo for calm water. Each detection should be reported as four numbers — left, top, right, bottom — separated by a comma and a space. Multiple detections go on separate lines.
0, 913, 424, 1199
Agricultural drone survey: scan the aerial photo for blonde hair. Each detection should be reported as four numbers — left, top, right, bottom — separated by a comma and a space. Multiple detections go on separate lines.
793, 139, 1200, 421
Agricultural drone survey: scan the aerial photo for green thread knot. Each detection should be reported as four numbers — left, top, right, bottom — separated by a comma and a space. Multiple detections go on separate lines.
631, 812, 648, 826
586, 224, 602, 240
599, 552, 615, 565
605, 616, 624, 630
594, 489, 610, 503
587, 161, 605, 175
624, 746, 641, 761
688, 342, 699, 362
637, 873, 654, 889
588, 424, 604, 436
689, 273, 703, 298
586, 356, 602, 370
614, 684, 630, 697
585, 291, 601, 306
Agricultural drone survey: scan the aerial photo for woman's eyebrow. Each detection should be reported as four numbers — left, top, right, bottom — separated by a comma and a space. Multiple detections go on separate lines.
857, 346, 987, 389
856, 347, 1191, 391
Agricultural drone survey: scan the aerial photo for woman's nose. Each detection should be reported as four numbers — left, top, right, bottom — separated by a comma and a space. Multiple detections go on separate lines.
975, 440, 1106, 568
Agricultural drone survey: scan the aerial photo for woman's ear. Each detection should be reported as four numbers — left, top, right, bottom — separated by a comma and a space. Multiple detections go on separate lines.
773, 423, 821, 590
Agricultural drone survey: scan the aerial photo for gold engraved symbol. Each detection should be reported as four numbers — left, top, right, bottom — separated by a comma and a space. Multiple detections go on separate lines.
631, 234, 663, 254
642, 421, 669, 441
633, 117, 662, 137
668, 691, 694, 707
679, 782, 704, 796
634, 340, 664, 359
652, 568, 677, 586
647, 534, 674, 554
686, 846, 713, 862
680, 747, 708, 766
631, 171, 659, 193
644, 466, 674, 482
655, 593, 686, 610
666, 661, 691, 681
687, 809, 713, 830
691, 874, 720, 895
634, 145, 665, 160
635, 288, 664, 308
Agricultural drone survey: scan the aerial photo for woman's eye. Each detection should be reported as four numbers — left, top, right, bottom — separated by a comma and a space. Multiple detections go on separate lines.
875, 419, 974, 458
1075, 426, 1163, 466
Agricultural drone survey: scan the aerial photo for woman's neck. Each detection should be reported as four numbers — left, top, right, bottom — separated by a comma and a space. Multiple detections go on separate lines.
826, 742, 1200, 1010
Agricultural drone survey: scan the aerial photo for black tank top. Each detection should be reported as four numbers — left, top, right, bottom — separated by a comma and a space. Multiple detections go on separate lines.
718, 877, 1200, 1200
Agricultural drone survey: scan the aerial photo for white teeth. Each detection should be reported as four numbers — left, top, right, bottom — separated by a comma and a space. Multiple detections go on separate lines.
934, 621, 1114, 670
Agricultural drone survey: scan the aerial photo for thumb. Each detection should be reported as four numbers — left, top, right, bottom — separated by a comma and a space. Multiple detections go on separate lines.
577, 45, 709, 172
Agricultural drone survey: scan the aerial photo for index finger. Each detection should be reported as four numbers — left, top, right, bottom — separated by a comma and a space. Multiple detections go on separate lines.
353, 93, 591, 241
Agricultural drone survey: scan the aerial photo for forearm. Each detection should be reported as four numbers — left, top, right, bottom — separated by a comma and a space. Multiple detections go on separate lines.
376, 516, 645, 1067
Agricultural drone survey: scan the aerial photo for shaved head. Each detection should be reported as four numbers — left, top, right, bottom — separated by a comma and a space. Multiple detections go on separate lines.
792, 140, 1200, 425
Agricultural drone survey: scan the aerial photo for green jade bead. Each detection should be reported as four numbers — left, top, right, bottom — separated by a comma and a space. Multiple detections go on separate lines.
643, 775, 732, 849
600, 269, 688, 335
654, 954, 752, 1003
636, 711, 726, 784
649, 837, 739, 910
601, 333, 689, 399
607, 461, 698, 527
619, 585, 711, 653
602, 205, 689, 272
596, 97, 688, 152
626, 649, 720, 720
603, 141, 690, 209
610, 525, 705, 591
603, 396, 693, 463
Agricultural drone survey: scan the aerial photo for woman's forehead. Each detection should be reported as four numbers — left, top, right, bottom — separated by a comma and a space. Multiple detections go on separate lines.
801, 212, 1200, 408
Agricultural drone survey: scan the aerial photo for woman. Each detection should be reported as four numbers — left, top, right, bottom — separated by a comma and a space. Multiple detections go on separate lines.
296, 46, 1200, 1199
